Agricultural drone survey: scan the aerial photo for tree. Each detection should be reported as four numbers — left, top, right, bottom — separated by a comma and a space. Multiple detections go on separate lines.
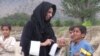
62, 0, 100, 24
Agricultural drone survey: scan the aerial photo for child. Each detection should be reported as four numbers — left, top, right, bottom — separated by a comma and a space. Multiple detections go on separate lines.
57, 26, 74, 56
69, 25, 94, 56
0, 23, 16, 56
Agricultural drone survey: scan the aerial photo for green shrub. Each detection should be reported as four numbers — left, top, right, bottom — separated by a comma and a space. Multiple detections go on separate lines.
82, 20, 92, 27
51, 19, 78, 27
0, 13, 29, 26
51, 19, 62, 27
94, 19, 100, 25
62, 20, 74, 26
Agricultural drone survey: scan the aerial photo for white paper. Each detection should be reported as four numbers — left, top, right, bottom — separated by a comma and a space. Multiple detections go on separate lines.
29, 41, 40, 56
49, 43, 58, 56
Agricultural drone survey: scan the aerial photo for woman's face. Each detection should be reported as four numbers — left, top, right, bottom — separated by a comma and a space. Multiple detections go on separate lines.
1, 26, 10, 38
45, 7, 53, 21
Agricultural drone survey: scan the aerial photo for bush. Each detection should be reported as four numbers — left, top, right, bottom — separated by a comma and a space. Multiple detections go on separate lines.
51, 19, 77, 27
51, 19, 62, 27
62, 20, 74, 26
0, 13, 30, 26
94, 19, 100, 25
82, 20, 92, 27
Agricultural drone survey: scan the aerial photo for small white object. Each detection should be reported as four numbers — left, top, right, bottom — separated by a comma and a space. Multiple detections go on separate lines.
49, 43, 58, 56
29, 41, 40, 56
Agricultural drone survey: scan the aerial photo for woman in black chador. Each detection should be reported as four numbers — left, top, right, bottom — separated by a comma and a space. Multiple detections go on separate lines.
20, 1, 60, 56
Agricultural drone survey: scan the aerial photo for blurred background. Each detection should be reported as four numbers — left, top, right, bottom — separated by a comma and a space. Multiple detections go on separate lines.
0, 0, 100, 56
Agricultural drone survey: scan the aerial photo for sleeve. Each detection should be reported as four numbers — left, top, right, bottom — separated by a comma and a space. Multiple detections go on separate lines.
46, 24, 57, 42
45, 24, 60, 55
49, 27, 57, 42
20, 21, 34, 56
0, 37, 3, 52
4, 37, 16, 52
86, 43, 94, 55
20, 20, 42, 56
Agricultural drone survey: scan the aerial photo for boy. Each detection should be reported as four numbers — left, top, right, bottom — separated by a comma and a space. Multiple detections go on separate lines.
69, 25, 94, 56
0, 23, 16, 56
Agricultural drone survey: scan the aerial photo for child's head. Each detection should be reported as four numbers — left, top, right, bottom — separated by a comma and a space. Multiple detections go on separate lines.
69, 26, 74, 41
1, 23, 12, 37
69, 26, 74, 34
69, 25, 87, 42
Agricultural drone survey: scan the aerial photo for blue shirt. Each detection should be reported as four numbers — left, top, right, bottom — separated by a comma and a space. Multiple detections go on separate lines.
69, 39, 94, 56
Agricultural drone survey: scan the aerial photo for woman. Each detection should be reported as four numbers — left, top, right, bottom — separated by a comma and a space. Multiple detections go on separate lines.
20, 1, 62, 56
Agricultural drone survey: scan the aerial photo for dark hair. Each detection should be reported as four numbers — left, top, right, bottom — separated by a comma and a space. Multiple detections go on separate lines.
74, 25, 87, 35
1, 23, 12, 31
69, 26, 74, 31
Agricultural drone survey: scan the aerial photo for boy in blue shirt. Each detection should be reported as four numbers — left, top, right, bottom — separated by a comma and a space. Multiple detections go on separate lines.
69, 25, 94, 56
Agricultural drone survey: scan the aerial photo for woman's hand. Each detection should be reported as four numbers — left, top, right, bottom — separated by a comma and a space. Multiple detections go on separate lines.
41, 39, 54, 46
